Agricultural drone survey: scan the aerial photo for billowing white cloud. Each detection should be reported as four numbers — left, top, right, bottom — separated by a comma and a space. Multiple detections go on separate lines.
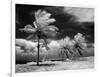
16, 39, 38, 49
48, 40, 60, 48
64, 7, 94, 22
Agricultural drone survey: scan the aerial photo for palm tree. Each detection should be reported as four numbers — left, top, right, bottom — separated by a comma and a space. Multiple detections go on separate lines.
59, 35, 85, 60
19, 9, 59, 66
74, 33, 87, 56
59, 37, 74, 60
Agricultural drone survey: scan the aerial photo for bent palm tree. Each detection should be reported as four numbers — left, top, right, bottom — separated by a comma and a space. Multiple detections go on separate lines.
59, 37, 74, 60
74, 33, 87, 56
19, 9, 59, 65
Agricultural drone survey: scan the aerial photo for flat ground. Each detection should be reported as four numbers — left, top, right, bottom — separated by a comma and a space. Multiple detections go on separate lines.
15, 56, 94, 73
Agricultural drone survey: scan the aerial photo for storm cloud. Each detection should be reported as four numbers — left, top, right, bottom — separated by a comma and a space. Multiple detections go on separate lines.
64, 7, 94, 22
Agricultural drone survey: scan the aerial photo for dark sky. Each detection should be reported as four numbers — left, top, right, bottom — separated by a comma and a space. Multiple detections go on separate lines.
15, 4, 94, 43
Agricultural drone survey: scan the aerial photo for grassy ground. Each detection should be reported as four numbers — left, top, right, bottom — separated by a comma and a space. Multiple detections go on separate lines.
15, 56, 94, 73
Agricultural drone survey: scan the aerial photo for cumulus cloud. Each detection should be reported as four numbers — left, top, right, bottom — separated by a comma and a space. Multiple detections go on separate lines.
47, 37, 75, 49
16, 39, 38, 52
16, 46, 24, 53
64, 7, 94, 22
16, 39, 51, 53
58, 36, 75, 48
48, 40, 60, 48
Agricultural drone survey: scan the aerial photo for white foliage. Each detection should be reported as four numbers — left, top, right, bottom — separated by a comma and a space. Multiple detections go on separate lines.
34, 10, 56, 27
74, 33, 85, 43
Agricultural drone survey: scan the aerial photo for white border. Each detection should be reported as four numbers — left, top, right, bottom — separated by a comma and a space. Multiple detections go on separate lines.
11, 0, 97, 77
11, 0, 15, 76
12, 0, 95, 8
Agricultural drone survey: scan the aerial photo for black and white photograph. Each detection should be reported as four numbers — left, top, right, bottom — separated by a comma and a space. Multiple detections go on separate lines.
15, 4, 94, 73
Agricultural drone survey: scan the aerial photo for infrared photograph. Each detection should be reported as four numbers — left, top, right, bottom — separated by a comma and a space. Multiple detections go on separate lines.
15, 4, 94, 73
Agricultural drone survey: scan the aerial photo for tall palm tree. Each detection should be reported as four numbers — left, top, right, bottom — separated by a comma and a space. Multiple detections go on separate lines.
19, 9, 59, 65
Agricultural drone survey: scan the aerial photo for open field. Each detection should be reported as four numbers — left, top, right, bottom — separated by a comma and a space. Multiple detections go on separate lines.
16, 56, 94, 73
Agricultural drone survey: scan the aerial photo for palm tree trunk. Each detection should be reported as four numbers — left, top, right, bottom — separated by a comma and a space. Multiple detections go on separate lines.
37, 36, 40, 66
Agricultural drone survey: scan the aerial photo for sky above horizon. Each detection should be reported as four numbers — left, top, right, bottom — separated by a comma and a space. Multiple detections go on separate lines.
15, 4, 94, 43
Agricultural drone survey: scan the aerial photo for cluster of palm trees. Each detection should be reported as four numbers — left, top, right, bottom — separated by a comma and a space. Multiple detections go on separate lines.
19, 9, 87, 65
59, 33, 87, 60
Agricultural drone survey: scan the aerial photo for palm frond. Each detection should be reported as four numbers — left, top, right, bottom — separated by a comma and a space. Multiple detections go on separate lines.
42, 30, 57, 38
34, 10, 56, 29
19, 25, 37, 33
25, 24, 34, 29
46, 25, 59, 31
26, 34, 37, 40
34, 9, 42, 20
